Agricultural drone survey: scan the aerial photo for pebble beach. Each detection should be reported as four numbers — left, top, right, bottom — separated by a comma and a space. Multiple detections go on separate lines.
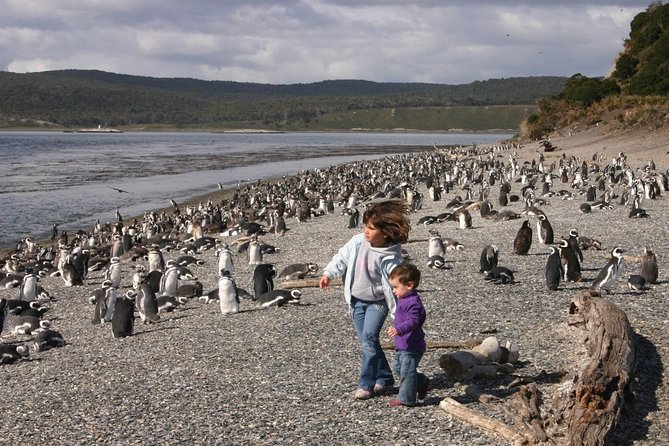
1, 124, 668, 446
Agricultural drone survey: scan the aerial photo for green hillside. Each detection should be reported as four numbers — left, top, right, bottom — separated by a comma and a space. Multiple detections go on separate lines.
0, 70, 564, 131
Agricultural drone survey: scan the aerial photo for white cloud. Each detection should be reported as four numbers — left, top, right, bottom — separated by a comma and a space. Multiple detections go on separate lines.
0, 0, 651, 84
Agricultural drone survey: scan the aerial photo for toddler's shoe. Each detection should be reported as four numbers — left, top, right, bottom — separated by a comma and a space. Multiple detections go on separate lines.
373, 383, 392, 394
417, 377, 431, 400
354, 388, 373, 400
388, 399, 409, 407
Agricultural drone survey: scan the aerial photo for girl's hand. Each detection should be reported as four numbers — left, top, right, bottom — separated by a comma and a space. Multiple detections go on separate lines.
388, 326, 397, 337
319, 275, 331, 289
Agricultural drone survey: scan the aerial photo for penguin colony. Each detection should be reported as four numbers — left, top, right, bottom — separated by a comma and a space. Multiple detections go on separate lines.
0, 143, 666, 367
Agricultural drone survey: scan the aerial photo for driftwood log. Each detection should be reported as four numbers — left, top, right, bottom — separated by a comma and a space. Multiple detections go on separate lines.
277, 277, 342, 288
438, 336, 519, 381
381, 338, 483, 351
565, 290, 637, 445
438, 291, 637, 446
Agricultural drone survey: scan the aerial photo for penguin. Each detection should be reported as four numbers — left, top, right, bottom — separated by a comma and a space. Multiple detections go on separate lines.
19, 272, 39, 301
591, 246, 625, 293
639, 247, 658, 284
454, 208, 472, 229
60, 255, 84, 286
247, 238, 263, 265
479, 244, 499, 273
174, 255, 205, 267
567, 229, 584, 263
6, 315, 50, 335
444, 238, 465, 251
278, 263, 319, 281
545, 246, 563, 291
136, 279, 161, 324
252, 263, 277, 299
104, 257, 122, 289
536, 214, 554, 245
89, 280, 111, 324
111, 292, 136, 338
427, 234, 446, 259
579, 203, 592, 214
156, 295, 189, 313
559, 239, 582, 282
513, 220, 532, 255
483, 266, 514, 284
5, 299, 44, 316
31, 328, 66, 351
72, 249, 90, 280
627, 275, 646, 292
427, 255, 447, 270
585, 185, 597, 201
0, 344, 30, 364
274, 213, 287, 234
217, 244, 235, 276
219, 271, 240, 315
257, 289, 302, 308
101, 285, 118, 323
147, 246, 165, 272
498, 189, 508, 207
176, 281, 203, 299
159, 262, 180, 297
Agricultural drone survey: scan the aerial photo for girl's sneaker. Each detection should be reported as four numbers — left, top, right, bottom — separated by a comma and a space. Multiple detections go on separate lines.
354, 388, 373, 400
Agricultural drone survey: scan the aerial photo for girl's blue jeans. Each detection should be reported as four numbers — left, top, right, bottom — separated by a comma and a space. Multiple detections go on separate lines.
351, 297, 394, 390
393, 350, 427, 405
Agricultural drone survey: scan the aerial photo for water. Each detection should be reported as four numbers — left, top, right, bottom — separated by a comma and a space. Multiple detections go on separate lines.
0, 131, 511, 247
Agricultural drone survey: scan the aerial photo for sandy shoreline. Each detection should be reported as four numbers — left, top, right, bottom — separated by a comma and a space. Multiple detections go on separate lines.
1, 124, 668, 445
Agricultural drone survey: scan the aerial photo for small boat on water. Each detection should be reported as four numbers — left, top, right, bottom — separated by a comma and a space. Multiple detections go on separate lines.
64, 125, 123, 133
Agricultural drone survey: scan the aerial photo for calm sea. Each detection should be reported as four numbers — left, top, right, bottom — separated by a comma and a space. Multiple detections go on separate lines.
0, 131, 511, 247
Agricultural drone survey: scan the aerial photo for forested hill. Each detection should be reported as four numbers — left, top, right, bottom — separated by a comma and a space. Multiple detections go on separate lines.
0, 70, 567, 131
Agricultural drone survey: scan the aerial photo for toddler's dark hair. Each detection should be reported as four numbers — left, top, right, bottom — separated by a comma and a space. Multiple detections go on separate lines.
390, 262, 421, 287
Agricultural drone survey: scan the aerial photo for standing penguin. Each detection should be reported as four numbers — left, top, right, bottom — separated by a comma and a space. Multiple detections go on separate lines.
559, 239, 582, 282
567, 229, 584, 263
498, 188, 509, 207
454, 208, 472, 230
513, 220, 532, 255
136, 278, 161, 324
19, 272, 39, 301
159, 262, 180, 297
104, 257, 122, 289
247, 237, 263, 265
217, 244, 235, 276
102, 285, 117, 323
90, 280, 114, 324
639, 247, 658, 284
111, 292, 136, 338
427, 233, 446, 259
591, 247, 626, 293
536, 214, 554, 245
60, 255, 84, 286
347, 208, 360, 229
147, 245, 165, 273
545, 246, 563, 291
218, 270, 240, 315
479, 244, 499, 273
72, 249, 90, 280
252, 264, 277, 299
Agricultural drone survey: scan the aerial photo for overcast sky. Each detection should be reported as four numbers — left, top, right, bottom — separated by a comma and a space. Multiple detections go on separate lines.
0, 0, 654, 85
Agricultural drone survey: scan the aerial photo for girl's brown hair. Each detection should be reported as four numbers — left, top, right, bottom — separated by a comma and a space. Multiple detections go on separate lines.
363, 200, 411, 244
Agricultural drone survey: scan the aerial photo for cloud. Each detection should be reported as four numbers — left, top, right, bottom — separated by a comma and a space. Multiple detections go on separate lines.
0, 0, 649, 84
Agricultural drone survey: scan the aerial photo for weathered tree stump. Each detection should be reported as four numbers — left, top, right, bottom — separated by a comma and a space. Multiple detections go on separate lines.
565, 290, 637, 445
437, 291, 637, 446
